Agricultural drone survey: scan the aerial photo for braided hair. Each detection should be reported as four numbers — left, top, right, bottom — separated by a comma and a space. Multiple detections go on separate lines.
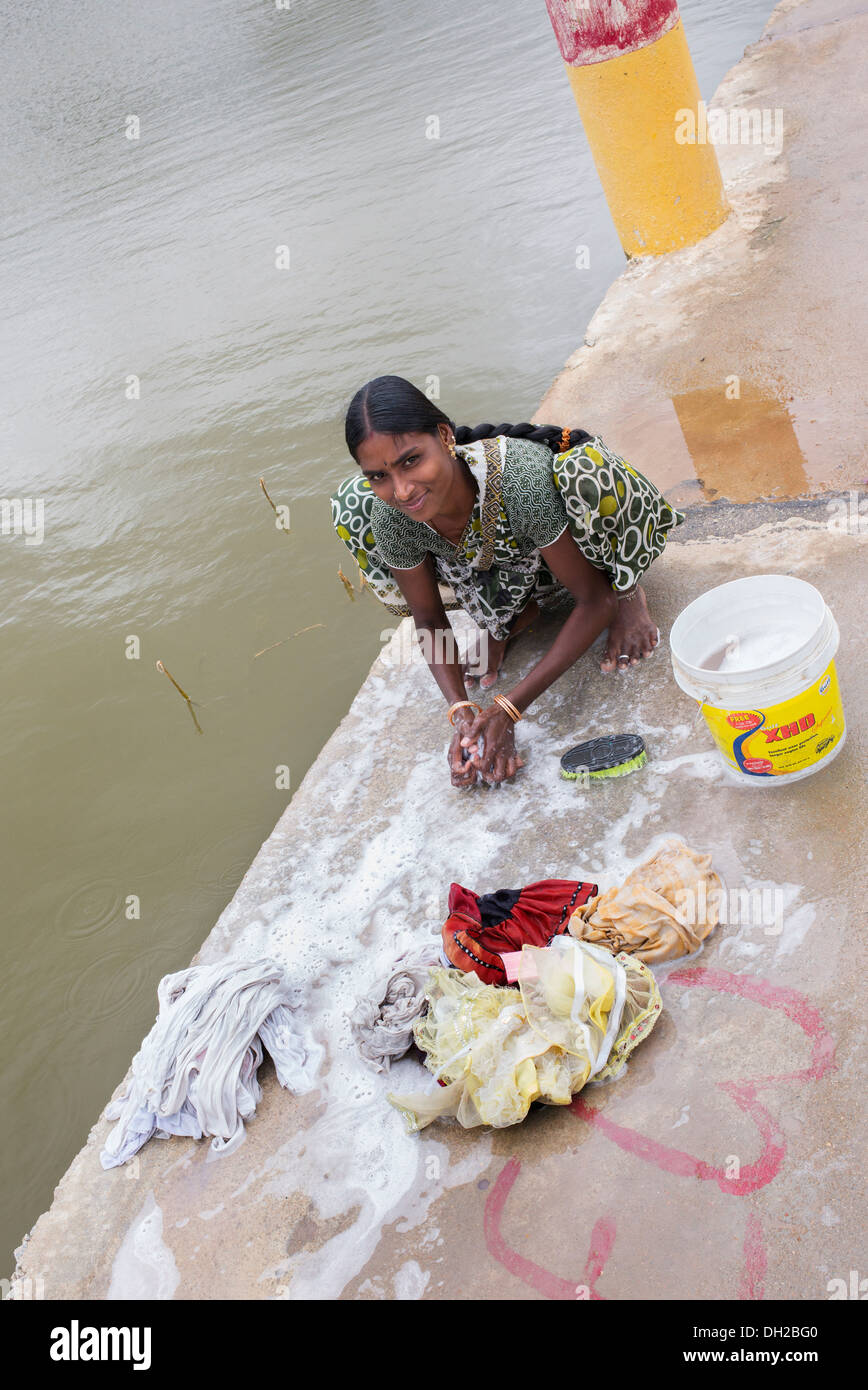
345, 375, 590, 459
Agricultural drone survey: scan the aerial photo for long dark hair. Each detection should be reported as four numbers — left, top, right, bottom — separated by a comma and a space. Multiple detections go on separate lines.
344, 375, 590, 460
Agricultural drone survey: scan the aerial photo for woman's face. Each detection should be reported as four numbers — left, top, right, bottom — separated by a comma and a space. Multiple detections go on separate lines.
356, 426, 455, 522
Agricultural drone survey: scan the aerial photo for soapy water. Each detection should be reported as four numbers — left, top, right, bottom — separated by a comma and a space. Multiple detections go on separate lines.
461, 732, 496, 788
154, 612, 784, 1298
460, 733, 521, 788
699, 625, 806, 673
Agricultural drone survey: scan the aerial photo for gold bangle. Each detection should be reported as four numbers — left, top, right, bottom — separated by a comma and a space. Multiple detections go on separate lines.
559, 426, 571, 453
447, 700, 482, 726
493, 694, 522, 723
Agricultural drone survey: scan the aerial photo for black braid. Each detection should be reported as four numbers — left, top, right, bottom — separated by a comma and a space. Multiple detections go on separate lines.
454, 422, 592, 452
344, 375, 591, 459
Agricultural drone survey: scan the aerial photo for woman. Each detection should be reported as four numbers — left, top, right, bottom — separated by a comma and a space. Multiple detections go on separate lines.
332, 376, 684, 788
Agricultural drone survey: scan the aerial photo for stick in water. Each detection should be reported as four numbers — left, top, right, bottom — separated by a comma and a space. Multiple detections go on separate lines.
253, 623, 325, 659
259, 477, 290, 536
156, 661, 203, 735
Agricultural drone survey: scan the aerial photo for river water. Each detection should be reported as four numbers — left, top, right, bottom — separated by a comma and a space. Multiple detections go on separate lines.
0, 0, 777, 1269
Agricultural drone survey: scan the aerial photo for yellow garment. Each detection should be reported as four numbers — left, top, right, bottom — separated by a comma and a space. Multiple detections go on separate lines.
387, 938, 661, 1132
568, 838, 722, 965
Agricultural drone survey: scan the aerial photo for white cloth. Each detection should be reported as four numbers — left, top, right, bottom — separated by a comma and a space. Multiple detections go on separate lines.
100, 958, 320, 1169
349, 947, 439, 1073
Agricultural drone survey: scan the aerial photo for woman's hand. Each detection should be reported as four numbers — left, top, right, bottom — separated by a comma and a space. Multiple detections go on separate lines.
460, 706, 525, 785
448, 712, 480, 789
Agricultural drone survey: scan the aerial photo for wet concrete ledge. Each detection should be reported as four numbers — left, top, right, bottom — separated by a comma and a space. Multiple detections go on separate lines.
12, 0, 868, 1299
13, 502, 867, 1300
536, 0, 868, 508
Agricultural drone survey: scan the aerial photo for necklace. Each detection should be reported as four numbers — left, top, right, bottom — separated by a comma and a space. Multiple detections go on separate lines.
425, 460, 478, 548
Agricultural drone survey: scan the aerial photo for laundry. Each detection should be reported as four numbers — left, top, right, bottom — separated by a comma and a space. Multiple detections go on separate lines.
441, 878, 599, 985
349, 946, 439, 1073
440, 840, 720, 985
100, 958, 321, 1169
353, 840, 716, 1111
388, 936, 661, 1131
568, 838, 722, 964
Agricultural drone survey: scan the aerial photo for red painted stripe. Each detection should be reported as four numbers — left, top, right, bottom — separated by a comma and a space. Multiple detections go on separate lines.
545, 0, 680, 67
484, 1159, 616, 1299
482, 968, 834, 1299
573, 967, 835, 1194
739, 1214, 767, 1300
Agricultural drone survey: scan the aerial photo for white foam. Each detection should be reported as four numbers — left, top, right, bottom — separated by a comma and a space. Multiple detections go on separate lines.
198, 1204, 225, 1221
644, 751, 726, 780
393, 1260, 431, 1300
107, 1192, 180, 1300
187, 613, 743, 1297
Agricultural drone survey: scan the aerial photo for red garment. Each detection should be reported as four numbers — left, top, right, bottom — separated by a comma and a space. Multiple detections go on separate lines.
442, 878, 599, 986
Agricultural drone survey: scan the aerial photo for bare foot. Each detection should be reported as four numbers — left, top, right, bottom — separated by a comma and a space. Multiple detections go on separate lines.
469, 601, 540, 689
600, 587, 660, 672
478, 634, 508, 690
459, 628, 484, 687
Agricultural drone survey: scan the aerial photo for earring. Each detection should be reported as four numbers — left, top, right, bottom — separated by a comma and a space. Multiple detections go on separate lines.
448, 439, 457, 458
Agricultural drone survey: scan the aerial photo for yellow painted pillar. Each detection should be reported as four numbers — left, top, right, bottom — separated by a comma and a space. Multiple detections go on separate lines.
545, 0, 729, 256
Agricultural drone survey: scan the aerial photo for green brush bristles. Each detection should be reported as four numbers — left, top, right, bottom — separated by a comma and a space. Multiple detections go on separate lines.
559, 734, 647, 783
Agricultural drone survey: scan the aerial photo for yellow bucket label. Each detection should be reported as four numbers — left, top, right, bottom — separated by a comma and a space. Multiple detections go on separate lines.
701, 660, 844, 778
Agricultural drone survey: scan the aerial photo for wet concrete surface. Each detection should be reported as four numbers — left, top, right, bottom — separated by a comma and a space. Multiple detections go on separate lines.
12, 502, 867, 1299
537, 0, 868, 507
11, 0, 868, 1300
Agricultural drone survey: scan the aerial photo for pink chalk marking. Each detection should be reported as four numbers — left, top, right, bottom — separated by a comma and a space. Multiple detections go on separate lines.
666, 967, 837, 1086
571, 1086, 783, 1194
572, 966, 836, 1194
483, 968, 833, 1298
544, 0, 680, 67
485, 1157, 768, 1301
484, 1158, 615, 1300
739, 1214, 767, 1300
583, 1214, 617, 1291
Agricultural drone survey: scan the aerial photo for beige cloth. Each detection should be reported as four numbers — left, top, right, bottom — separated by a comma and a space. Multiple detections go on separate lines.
568, 838, 721, 964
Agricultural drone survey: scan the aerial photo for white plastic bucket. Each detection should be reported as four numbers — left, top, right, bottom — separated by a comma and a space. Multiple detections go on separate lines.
669, 575, 846, 786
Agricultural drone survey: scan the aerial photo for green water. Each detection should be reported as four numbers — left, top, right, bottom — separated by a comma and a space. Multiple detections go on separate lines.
0, 0, 777, 1269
